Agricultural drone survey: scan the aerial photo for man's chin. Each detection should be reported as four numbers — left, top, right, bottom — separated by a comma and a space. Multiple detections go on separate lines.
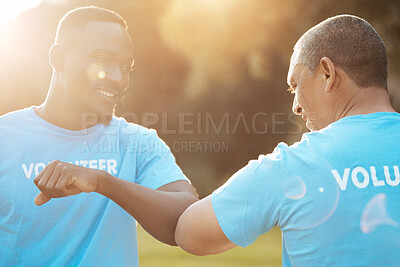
306, 121, 318, 131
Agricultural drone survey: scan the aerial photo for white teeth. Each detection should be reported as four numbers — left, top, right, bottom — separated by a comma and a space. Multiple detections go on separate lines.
98, 89, 116, 98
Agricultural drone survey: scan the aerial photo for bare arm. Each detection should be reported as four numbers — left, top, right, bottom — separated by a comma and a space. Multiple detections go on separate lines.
34, 160, 198, 246
96, 172, 198, 245
175, 196, 236, 255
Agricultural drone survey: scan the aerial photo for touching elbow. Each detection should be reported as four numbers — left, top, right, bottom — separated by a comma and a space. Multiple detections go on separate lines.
175, 214, 210, 256
175, 232, 209, 256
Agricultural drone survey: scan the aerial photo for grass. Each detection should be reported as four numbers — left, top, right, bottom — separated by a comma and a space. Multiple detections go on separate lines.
138, 225, 282, 267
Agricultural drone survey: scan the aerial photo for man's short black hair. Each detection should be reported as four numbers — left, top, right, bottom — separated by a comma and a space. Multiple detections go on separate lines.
295, 14, 388, 90
55, 6, 128, 45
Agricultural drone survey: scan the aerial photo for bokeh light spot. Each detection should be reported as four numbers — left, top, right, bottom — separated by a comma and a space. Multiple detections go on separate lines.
284, 157, 341, 231
361, 193, 398, 234
98, 70, 106, 79
87, 63, 105, 81
283, 176, 306, 200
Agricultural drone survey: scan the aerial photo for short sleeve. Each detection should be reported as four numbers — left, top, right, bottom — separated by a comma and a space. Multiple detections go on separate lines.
211, 150, 284, 247
135, 128, 189, 189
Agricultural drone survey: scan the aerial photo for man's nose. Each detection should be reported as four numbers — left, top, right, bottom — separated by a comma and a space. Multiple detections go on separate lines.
292, 97, 302, 115
106, 64, 123, 84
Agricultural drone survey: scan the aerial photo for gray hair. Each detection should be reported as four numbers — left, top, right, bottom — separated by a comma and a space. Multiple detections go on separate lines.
295, 14, 388, 89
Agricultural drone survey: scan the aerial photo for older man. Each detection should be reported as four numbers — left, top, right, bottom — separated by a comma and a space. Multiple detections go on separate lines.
0, 6, 198, 266
175, 15, 399, 266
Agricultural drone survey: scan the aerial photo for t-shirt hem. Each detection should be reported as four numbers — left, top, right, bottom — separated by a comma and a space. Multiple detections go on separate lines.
211, 191, 251, 247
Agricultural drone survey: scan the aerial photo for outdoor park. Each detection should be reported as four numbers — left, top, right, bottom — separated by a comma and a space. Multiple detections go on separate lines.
1, 0, 399, 266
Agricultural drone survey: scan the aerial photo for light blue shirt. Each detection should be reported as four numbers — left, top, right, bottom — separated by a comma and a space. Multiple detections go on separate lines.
212, 112, 400, 266
0, 107, 188, 266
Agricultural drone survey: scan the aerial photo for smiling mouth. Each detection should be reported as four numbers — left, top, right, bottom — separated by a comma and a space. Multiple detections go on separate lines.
97, 89, 116, 98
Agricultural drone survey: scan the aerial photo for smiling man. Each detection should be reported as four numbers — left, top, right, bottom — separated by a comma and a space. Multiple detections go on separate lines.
175, 15, 400, 266
0, 6, 197, 266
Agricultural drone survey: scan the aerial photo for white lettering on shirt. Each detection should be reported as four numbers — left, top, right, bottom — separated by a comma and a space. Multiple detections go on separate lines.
370, 166, 385, 187
107, 159, 118, 175
332, 165, 400, 191
331, 168, 350, 191
385, 166, 400, 186
351, 166, 369, 189
89, 160, 97, 169
34, 163, 46, 176
22, 159, 119, 179
80, 160, 89, 167
22, 163, 35, 180
98, 159, 106, 171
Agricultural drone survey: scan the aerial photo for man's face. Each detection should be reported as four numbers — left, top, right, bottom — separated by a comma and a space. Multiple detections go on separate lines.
287, 49, 327, 131
61, 20, 134, 121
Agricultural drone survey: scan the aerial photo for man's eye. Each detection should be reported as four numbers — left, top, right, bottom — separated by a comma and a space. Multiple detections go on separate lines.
94, 56, 111, 63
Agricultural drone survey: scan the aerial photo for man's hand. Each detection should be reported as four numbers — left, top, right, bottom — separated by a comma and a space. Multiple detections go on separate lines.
33, 160, 101, 206
33, 160, 198, 246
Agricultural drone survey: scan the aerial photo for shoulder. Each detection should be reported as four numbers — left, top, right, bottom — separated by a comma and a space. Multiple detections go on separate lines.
217, 145, 288, 193
244, 126, 340, 172
0, 108, 34, 138
0, 107, 32, 125
285, 124, 341, 156
111, 116, 166, 147
111, 116, 157, 136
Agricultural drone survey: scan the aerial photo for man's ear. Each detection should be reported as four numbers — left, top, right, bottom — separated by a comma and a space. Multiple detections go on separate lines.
49, 44, 65, 71
319, 57, 338, 93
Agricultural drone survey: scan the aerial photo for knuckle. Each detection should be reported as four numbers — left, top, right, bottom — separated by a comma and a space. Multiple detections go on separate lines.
61, 165, 68, 173
54, 164, 62, 172
55, 184, 64, 191
45, 184, 53, 191
57, 165, 67, 174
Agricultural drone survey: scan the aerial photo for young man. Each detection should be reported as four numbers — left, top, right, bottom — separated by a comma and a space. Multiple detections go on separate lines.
175, 15, 400, 266
0, 6, 197, 266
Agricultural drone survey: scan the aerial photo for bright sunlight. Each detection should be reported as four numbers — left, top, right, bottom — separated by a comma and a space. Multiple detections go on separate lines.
0, 0, 43, 25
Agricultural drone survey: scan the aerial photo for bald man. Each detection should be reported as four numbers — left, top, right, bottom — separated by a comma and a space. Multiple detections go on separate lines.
175, 15, 399, 266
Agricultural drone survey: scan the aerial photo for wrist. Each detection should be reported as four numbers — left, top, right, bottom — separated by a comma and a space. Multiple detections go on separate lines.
94, 170, 113, 195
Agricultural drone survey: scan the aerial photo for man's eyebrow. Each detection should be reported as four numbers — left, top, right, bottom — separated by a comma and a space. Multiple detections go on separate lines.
89, 49, 134, 64
89, 49, 115, 55
287, 77, 296, 86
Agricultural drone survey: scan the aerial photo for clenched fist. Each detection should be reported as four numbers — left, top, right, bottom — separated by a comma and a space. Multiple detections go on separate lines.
33, 160, 104, 206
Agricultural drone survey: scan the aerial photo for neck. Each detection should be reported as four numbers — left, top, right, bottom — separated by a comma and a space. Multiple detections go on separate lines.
337, 86, 396, 120
35, 72, 108, 131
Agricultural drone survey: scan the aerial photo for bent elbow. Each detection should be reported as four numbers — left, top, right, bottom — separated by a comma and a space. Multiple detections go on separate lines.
175, 213, 211, 256
175, 232, 210, 256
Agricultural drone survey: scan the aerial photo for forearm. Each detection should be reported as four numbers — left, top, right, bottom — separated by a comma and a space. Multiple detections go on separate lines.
95, 171, 198, 246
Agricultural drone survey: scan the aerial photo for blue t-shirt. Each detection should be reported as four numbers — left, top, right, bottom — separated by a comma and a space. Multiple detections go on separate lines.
0, 106, 188, 266
212, 112, 400, 266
